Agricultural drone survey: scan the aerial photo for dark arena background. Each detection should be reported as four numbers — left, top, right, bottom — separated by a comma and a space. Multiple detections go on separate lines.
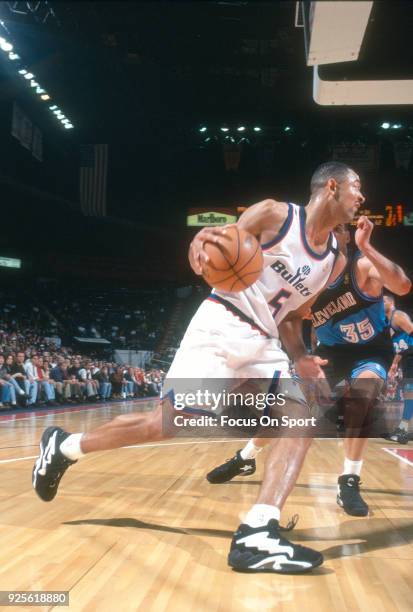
0, 2, 413, 610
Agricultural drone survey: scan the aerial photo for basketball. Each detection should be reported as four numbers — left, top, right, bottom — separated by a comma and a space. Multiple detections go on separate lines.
202, 225, 263, 292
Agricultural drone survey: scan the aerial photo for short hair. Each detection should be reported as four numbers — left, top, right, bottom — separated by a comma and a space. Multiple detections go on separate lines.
311, 161, 354, 194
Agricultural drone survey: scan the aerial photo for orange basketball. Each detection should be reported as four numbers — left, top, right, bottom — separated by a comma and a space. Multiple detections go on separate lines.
202, 226, 263, 292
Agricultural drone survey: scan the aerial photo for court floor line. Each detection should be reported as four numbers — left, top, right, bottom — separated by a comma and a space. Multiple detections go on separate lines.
382, 447, 413, 468
0, 438, 247, 465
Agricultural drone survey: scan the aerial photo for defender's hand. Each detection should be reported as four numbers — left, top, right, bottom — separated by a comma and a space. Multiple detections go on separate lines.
294, 354, 328, 379
355, 215, 374, 253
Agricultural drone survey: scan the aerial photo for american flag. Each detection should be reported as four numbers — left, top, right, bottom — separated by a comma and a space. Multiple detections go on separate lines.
79, 144, 109, 216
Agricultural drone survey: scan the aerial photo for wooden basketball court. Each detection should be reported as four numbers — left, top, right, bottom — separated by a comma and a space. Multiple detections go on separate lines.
0, 401, 412, 611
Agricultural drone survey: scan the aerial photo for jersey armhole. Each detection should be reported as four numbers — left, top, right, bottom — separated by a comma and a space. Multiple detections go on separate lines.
261, 202, 294, 250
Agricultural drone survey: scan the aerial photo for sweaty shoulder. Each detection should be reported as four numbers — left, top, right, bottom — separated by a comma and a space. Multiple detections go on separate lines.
393, 309, 413, 331
237, 199, 290, 243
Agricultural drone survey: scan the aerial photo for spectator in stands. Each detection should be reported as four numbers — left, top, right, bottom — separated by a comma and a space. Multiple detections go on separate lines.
12, 351, 37, 406
25, 354, 55, 406
110, 366, 126, 398
95, 365, 112, 400
2, 354, 26, 405
64, 359, 82, 401
38, 357, 58, 406
50, 357, 72, 403
68, 359, 86, 400
134, 367, 145, 397
0, 354, 18, 408
124, 366, 136, 398
78, 360, 98, 401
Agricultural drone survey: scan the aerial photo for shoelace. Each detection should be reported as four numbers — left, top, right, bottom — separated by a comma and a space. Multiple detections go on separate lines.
279, 514, 299, 532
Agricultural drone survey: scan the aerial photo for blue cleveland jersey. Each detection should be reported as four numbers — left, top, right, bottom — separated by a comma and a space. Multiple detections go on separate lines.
390, 311, 413, 355
310, 252, 391, 349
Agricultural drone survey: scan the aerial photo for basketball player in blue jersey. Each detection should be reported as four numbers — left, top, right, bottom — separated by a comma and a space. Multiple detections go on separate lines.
208, 220, 411, 518
33, 162, 370, 574
384, 295, 413, 444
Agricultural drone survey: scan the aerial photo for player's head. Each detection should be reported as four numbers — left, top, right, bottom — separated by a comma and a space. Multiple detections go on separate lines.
383, 293, 395, 315
333, 223, 350, 254
311, 161, 365, 223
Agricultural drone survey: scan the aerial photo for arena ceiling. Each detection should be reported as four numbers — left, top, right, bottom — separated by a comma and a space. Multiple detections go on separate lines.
3, 1, 413, 143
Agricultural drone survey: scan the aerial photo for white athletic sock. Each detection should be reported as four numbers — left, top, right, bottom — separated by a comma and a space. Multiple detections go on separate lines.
342, 457, 363, 477
399, 420, 409, 432
60, 433, 85, 461
240, 440, 262, 461
244, 504, 281, 527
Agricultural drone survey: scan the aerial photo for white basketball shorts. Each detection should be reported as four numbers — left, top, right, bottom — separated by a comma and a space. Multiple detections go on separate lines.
162, 298, 306, 413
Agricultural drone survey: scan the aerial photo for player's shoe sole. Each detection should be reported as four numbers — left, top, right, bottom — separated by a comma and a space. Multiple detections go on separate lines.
32, 426, 77, 502
228, 519, 323, 574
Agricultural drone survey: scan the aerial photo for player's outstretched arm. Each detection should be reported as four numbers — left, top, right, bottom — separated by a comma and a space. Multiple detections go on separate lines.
355, 216, 411, 296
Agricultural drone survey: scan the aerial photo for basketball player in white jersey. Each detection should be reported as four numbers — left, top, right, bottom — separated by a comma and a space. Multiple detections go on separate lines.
32, 161, 364, 574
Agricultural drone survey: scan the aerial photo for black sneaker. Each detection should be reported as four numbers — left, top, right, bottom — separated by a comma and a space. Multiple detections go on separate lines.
228, 519, 323, 573
388, 427, 409, 444
206, 450, 256, 483
32, 427, 77, 502
337, 474, 368, 516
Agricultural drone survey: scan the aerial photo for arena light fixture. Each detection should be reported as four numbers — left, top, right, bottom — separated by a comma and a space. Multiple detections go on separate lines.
253, 126, 262, 132
284, 126, 291, 131
220, 127, 229, 132
64, 123, 74, 129
0, 39, 13, 52
392, 123, 402, 129
237, 126, 246, 132
61, 118, 69, 124
0, 35, 73, 129
199, 126, 207, 132
381, 122, 390, 129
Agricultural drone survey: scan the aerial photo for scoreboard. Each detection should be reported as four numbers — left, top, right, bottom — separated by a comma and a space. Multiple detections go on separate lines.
351, 204, 411, 227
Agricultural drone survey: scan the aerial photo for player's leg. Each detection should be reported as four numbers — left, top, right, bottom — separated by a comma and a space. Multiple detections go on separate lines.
389, 388, 413, 443
224, 354, 322, 572
337, 363, 385, 516
32, 299, 236, 502
31, 396, 178, 501
389, 355, 413, 444
228, 399, 322, 573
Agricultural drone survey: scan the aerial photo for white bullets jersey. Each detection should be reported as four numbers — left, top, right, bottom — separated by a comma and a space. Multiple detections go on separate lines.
211, 203, 338, 339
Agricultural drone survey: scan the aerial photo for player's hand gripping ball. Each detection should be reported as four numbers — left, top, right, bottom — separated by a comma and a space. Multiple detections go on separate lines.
201, 225, 263, 292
